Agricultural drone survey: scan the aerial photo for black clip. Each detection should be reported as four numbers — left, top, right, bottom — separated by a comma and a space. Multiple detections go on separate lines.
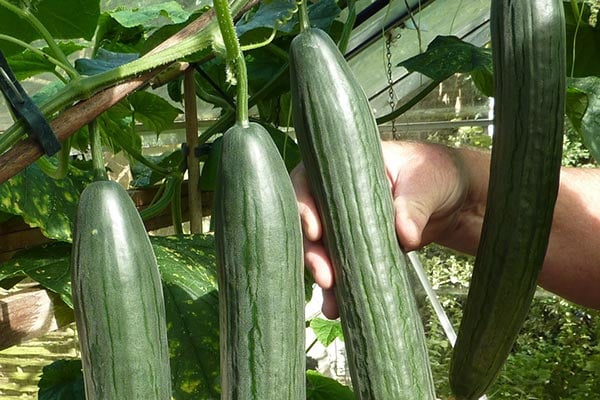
0, 50, 61, 156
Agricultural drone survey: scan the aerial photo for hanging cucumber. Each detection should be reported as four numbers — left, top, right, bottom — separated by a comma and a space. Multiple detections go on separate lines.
289, 26, 436, 400
213, 0, 305, 398
215, 121, 305, 399
449, 0, 566, 398
71, 179, 172, 399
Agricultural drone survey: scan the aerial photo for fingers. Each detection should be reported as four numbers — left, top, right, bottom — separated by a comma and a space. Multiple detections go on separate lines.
383, 141, 468, 251
321, 289, 339, 319
291, 164, 339, 318
290, 164, 322, 242
304, 239, 334, 289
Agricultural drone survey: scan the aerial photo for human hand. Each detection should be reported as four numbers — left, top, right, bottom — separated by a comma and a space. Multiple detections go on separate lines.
291, 140, 474, 318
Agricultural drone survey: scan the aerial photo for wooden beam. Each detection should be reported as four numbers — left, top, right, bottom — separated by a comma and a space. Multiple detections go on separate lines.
0, 287, 73, 351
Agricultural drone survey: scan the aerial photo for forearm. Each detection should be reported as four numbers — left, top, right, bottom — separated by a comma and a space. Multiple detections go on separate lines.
440, 146, 600, 309
540, 167, 600, 309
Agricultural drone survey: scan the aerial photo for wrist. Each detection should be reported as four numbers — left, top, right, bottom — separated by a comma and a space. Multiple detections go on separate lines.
437, 146, 490, 256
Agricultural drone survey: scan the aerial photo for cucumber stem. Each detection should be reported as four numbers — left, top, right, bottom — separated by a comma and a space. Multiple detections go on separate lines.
89, 120, 107, 181
298, 0, 310, 32
213, 0, 249, 126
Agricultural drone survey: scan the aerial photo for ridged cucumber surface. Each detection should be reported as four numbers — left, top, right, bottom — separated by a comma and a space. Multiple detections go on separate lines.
290, 27, 435, 400
214, 122, 305, 399
71, 180, 172, 399
449, 1, 566, 398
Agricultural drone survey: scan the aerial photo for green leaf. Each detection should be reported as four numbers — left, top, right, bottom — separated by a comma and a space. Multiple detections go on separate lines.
236, 0, 299, 37
261, 122, 301, 172
74, 48, 139, 75
38, 359, 85, 400
306, 370, 354, 400
0, 164, 93, 242
310, 318, 344, 347
153, 235, 220, 399
128, 90, 181, 135
94, 12, 145, 53
7, 42, 85, 80
108, 1, 191, 29
565, 86, 589, 133
236, 0, 340, 40
0, 0, 99, 55
0, 242, 73, 306
566, 77, 600, 163
399, 35, 493, 82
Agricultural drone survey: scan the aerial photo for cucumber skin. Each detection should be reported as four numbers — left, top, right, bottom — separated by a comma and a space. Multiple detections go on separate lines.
71, 180, 172, 400
449, 1, 566, 398
290, 28, 436, 400
214, 122, 306, 400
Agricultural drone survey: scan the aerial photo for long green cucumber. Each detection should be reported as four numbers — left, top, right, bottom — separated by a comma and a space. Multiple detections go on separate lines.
214, 122, 305, 399
449, 1, 566, 398
290, 27, 435, 399
71, 180, 172, 399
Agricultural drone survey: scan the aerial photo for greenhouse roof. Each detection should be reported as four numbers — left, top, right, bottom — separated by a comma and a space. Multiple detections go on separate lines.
0, 0, 494, 140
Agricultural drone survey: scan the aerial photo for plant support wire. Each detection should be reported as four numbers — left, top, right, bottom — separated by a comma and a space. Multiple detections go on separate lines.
407, 251, 488, 400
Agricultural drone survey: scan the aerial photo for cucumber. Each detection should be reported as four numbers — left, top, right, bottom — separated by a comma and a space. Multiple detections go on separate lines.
449, 0, 566, 398
290, 27, 435, 399
71, 180, 172, 399
214, 122, 305, 399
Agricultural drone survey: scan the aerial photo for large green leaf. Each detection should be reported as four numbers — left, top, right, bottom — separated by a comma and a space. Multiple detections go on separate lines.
7, 42, 85, 80
153, 235, 220, 399
74, 48, 139, 75
0, 242, 73, 306
310, 318, 344, 347
236, 0, 340, 41
127, 90, 182, 135
566, 77, 600, 163
0, 163, 93, 242
108, 1, 191, 28
399, 35, 493, 95
306, 370, 354, 400
0, 0, 100, 55
38, 359, 85, 400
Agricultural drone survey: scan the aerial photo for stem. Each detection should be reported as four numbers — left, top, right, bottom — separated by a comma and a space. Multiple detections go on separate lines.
36, 137, 72, 179
305, 337, 318, 353
0, 34, 78, 78
375, 79, 441, 124
171, 175, 184, 235
213, 0, 249, 126
0, 0, 77, 79
140, 176, 177, 220
89, 120, 107, 181
184, 68, 203, 233
570, 0, 585, 77
298, 0, 310, 32
338, 0, 356, 53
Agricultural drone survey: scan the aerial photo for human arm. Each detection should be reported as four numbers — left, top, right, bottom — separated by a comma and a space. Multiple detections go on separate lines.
291, 140, 600, 318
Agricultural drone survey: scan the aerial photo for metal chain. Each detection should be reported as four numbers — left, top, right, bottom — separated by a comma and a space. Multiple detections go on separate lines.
385, 31, 397, 138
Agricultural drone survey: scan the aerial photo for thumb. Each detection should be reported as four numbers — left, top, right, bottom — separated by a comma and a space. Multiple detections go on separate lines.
394, 197, 431, 251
